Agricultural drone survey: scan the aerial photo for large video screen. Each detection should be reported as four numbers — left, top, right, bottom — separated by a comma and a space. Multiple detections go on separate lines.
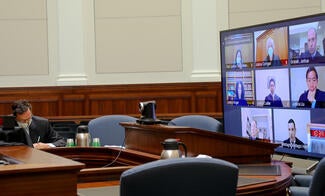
220, 13, 325, 159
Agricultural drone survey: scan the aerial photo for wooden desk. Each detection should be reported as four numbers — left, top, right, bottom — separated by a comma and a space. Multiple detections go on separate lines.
0, 145, 84, 196
236, 161, 292, 195
44, 147, 292, 196
0, 143, 291, 195
44, 147, 160, 183
121, 122, 279, 164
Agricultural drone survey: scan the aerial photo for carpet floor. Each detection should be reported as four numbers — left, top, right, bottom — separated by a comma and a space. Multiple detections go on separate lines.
78, 186, 119, 196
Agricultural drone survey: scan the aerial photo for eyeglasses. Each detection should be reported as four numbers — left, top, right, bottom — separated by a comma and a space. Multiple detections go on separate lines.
16, 113, 32, 124
17, 117, 31, 124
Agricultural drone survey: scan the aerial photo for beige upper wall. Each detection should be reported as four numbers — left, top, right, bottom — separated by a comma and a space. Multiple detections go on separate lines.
228, 0, 321, 28
94, 0, 182, 73
0, 0, 48, 76
0, 0, 323, 87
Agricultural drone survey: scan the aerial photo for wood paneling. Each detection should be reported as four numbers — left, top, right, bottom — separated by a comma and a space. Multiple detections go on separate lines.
0, 82, 222, 118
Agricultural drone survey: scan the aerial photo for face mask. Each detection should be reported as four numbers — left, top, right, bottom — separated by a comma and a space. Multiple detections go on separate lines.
17, 119, 32, 129
236, 57, 241, 64
18, 122, 28, 129
268, 47, 273, 57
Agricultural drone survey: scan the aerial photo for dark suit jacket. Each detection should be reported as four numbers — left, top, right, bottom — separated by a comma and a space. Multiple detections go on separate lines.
298, 89, 325, 108
20, 116, 66, 147
262, 54, 282, 66
264, 93, 283, 107
300, 51, 323, 63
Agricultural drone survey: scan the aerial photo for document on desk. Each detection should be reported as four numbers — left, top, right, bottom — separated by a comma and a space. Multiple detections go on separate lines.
104, 145, 125, 149
237, 176, 276, 187
238, 164, 281, 176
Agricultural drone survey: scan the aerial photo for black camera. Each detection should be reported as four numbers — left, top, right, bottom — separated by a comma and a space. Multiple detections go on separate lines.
136, 100, 161, 125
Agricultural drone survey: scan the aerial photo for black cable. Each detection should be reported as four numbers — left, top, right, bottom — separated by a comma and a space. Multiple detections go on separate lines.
280, 153, 286, 161
101, 136, 126, 168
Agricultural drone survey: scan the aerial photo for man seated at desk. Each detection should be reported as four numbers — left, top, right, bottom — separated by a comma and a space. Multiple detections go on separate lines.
12, 99, 66, 149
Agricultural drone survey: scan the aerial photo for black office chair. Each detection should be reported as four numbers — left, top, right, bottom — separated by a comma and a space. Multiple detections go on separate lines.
288, 157, 325, 196
88, 115, 137, 146
120, 157, 238, 196
168, 115, 223, 132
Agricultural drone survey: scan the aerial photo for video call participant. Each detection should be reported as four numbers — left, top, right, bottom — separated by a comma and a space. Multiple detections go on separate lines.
232, 49, 246, 69
263, 78, 283, 107
262, 37, 282, 67
12, 99, 66, 149
249, 120, 260, 140
300, 27, 322, 62
233, 80, 248, 106
297, 66, 325, 108
282, 119, 305, 150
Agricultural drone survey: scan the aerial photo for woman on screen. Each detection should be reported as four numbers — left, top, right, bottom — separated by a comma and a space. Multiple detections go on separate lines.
232, 49, 246, 69
233, 81, 248, 106
249, 120, 260, 140
262, 37, 282, 67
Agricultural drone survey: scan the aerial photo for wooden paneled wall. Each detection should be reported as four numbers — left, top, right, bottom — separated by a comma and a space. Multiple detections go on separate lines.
0, 82, 222, 119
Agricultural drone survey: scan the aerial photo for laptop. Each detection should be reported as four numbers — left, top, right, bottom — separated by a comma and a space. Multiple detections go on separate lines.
0, 115, 33, 146
0, 115, 17, 130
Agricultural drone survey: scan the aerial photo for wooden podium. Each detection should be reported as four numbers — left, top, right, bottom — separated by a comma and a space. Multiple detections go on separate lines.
0, 145, 84, 196
121, 122, 279, 164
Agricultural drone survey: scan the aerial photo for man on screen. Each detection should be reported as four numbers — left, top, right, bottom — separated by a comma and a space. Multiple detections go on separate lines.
300, 28, 322, 62
282, 119, 305, 150
263, 77, 283, 107
297, 66, 325, 108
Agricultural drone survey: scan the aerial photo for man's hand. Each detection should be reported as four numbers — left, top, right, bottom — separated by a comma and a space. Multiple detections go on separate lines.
307, 90, 316, 102
33, 142, 51, 149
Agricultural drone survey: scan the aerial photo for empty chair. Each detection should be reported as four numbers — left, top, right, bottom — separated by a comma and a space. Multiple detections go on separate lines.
288, 157, 325, 196
168, 115, 223, 132
88, 115, 137, 146
120, 157, 238, 196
